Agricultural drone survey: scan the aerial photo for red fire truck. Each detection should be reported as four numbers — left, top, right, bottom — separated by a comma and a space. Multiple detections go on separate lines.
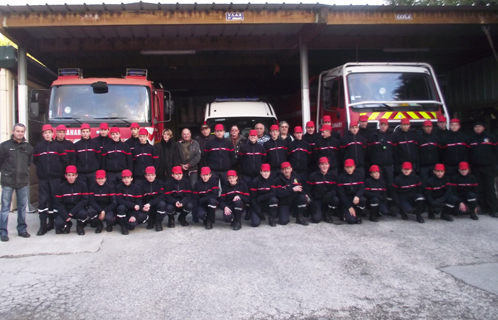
316, 62, 450, 135
29, 68, 171, 143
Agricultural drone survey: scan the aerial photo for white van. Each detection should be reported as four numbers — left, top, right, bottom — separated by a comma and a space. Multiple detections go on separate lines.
204, 98, 278, 137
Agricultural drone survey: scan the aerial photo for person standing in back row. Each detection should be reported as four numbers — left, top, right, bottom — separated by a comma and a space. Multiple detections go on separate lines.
0, 123, 33, 242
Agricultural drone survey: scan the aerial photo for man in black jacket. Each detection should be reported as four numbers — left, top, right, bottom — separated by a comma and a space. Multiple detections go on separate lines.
0, 123, 33, 241
55, 124, 75, 166
468, 120, 498, 217
92, 122, 112, 155
441, 118, 469, 178
74, 123, 101, 186
337, 159, 366, 225
101, 127, 133, 186
275, 162, 309, 226
87, 169, 117, 233
392, 118, 418, 175
417, 120, 440, 184
205, 124, 235, 188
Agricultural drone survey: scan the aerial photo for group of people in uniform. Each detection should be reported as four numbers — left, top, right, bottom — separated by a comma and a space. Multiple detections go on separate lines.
0, 113, 496, 240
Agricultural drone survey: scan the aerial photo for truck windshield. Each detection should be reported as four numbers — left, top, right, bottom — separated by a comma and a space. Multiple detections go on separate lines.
347, 72, 438, 104
206, 117, 277, 138
48, 85, 150, 123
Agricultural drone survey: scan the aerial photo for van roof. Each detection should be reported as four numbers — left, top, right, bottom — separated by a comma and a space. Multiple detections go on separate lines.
205, 101, 276, 118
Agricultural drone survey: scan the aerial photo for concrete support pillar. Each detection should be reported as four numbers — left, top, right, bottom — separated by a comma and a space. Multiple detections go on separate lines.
17, 46, 28, 137
299, 39, 311, 129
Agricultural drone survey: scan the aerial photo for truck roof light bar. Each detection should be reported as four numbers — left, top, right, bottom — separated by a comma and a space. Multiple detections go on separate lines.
58, 68, 83, 78
126, 68, 148, 78
214, 97, 259, 102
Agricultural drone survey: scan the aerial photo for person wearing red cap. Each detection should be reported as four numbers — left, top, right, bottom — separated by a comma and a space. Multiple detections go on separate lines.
424, 164, 456, 222
0, 123, 33, 241
237, 129, 267, 193
392, 118, 418, 175
340, 121, 367, 179
156, 128, 181, 182
337, 159, 366, 224
74, 123, 101, 187
441, 118, 469, 178
249, 163, 279, 227
264, 124, 288, 178
275, 162, 309, 226
434, 116, 448, 141
132, 128, 159, 186
392, 162, 425, 223
303, 121, 320, 177
125, 123, 140, 151
366, 118, 395, 211
115, 169, 144, 235
288, 126, 312, 183
178, 128, 201, 193
54, 124, 75, 166
54, 165, 89, 235
87, 170, 117, 233
449, 162, 479, 220
101, 127, 133, 186
255, 123, 270, 146
204, 125, 234, 188
358, 115, 371, 140
314, 124, 340, 176
364, 165, 389, 222
92, 123, 112, 155
468, 120, 498, 217
322, 116, 341, 140
305, 157, 341, 224
416, 120, 441, 184
193, 167, 219, 230
279, 121, 294, 143
141, 166, 167, 231
33, 124, 69, 235
220, 170, 250, 230
164, 166, 194, 228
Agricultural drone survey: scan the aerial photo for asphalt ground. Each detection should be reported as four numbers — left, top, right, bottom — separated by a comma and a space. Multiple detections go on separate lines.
0, 210, 497, 320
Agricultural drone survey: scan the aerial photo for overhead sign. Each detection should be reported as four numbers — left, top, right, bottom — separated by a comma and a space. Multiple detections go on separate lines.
395, 14, 413, 20
226, 12, 244, 21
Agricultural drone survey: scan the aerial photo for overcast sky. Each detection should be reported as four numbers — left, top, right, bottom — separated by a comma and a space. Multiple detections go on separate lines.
0, 0, 386, 7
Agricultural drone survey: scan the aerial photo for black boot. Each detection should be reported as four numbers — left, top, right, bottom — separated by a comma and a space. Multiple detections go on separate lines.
146, 218, 155, 229
268, 216, 276, 227
369, 206, 379, 222
95, 220, 103, 233
76, 221, 85, 235
400, 209, 409, 220
178, 212, 189, 227
37, 217, 47, 236
62, 221, 72, 234
120, 221, 129, 235
167, 214, 175, 228
322, 209, 331, 223
295, 210, 309, 226
440, 207, 454, 222
106, 223, 113, 232
428, 208, 435, 219
205, 219, 213, 230
46, 216, 55, 232
155, 221, 163, 231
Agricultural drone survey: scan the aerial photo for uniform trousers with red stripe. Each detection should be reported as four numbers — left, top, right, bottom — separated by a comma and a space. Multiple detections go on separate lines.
251, 197, 278, 227
116, 205, 148, 229
278, 194, 307, 225
223, 199, 246, 223
341, 196, 367, 224
196, 198, 218, 223
310, 195, 340, 223
38, 178, 61, 219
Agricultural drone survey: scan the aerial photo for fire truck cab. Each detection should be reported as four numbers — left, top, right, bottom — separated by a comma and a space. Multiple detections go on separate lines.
317, 62, 449, 135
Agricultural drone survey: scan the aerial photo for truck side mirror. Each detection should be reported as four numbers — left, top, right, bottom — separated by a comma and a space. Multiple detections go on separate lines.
29, 89, 50, 119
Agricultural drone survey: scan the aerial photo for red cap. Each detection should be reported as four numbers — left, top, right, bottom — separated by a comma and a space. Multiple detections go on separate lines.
249, 130, 257, 136
261, 163, 271, 171
379, 119, 388, 124
402, 162, 412, 170
270, 125, 279, 131
320, 125, 332, 132
369, 165, 380, 172
130, 123, 140, 128
306, 121, 315, 128
294, 126, 303, 133
359, 115, 368, 122
459, 162, 469, 170
122, 169, 132, 177
214, 124, 224, 131
110, 127, 120, 134
450, 119, 460, 124
99, 123, 109, 129
227, 170, 237, 177
200, 167, 211, 175
81, 123, 91, 130
145, 166, 155, 174
95, 170, 106, 179
323, 115, 331, 122
66, 165, 77, 174
42, 124, 53, 132
437, 116, 447, 122
423, 120, 432, 127
319, 157, 329, 164
344, 159, 355, 167
172, 166, 182, 174
434, 164, 445, 171
55, 125, 67, 132
280, 162, 291, 169
138, 128, 148, 136
350, 121, 358, 127
401, 118, 410, 124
